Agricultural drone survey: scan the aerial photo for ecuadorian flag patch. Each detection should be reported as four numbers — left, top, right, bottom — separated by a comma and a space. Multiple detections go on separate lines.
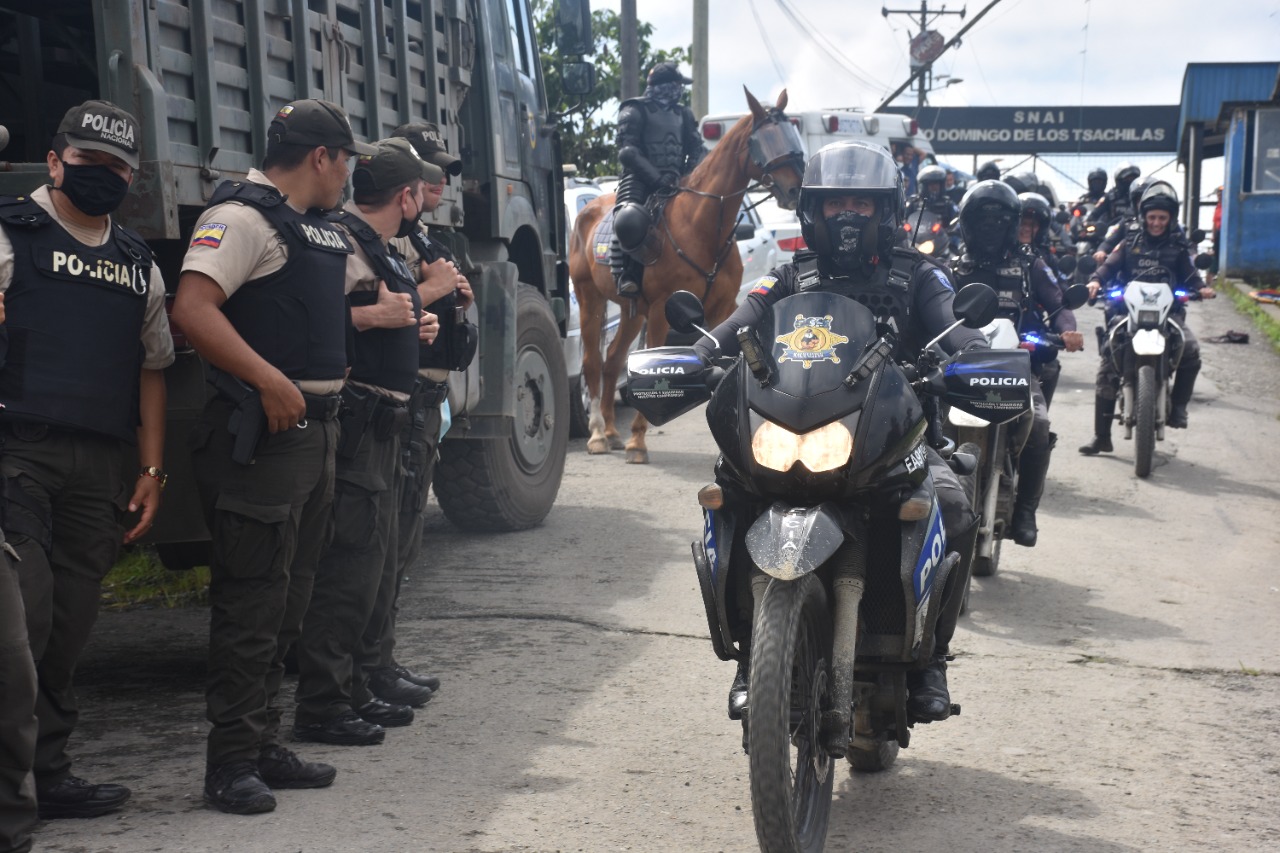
191, 223, 227, 249
751, 276, 778, 297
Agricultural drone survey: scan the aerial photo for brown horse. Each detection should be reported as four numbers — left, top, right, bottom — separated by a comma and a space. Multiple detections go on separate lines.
568, 88, 805, 464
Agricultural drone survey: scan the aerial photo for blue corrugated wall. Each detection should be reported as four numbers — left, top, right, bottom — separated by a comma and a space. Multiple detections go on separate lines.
1222, 108, 1280, 279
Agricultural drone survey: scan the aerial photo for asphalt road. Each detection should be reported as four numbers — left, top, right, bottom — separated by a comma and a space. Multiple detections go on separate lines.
35, 292, 1280, 853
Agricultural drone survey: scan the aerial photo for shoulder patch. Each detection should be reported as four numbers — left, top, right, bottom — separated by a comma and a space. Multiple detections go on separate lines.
751, 276, 778, 297
931, 267, 954, 292
191, 223, 227, 249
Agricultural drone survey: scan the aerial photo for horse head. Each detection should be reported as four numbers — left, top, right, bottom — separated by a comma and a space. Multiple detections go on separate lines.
744, 87, 805, 210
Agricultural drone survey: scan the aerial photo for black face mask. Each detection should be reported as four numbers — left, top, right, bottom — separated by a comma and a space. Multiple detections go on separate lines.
56, 162, 130, 216
823, 211, 874, 273
396, 194, 422, 239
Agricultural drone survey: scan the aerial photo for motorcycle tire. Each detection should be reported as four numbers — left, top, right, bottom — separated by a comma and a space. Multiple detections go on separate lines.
847, 737, 900, 773
1135, 364, 1157, 478
971, 428, 1005, 578
748, 575, 834, 853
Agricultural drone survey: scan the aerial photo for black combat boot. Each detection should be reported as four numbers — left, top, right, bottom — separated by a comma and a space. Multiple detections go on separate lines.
36, 776, 131, 819
908, 519, 978, 723
1011, 438, 1053, 547
1167, 361, 1200, 429
609, 238, 640, 298
1078, 396, 1116, 454
727, 657, 749, 720
203, 761, 276, 815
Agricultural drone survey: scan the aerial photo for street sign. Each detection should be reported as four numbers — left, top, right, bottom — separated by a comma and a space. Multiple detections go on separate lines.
909, 30, 946, 66
883, 105, 1180, 154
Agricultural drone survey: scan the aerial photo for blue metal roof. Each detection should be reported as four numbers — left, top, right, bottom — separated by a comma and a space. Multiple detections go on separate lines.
1177, 62, 1280, 159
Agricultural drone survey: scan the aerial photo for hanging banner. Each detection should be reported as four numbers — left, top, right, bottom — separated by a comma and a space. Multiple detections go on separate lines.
883, 106, 1180, 154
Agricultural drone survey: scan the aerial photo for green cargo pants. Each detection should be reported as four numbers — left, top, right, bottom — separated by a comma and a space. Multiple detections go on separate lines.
0, 533, 37, 853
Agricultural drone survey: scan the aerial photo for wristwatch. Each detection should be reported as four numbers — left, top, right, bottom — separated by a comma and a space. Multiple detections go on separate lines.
139, 466, 168, 489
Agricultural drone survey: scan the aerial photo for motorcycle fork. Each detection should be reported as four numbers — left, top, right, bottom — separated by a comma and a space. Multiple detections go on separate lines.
821, 536, 867, 756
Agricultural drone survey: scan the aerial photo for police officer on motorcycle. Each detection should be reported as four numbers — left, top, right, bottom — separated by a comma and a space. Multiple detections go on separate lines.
1079, 182, 1213, 452
976, 160, 1001, 182
694, 140, 986, 724
1086, 162, 1141, 228
611, 62, 705, 297
953, 181, 1084, 546
907, 163, 959, 227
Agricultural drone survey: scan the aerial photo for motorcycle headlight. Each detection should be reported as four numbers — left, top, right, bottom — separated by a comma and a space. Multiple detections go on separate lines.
918, 239, 935, 255
1137, 308, 1161, 327
751, 419, 853, 473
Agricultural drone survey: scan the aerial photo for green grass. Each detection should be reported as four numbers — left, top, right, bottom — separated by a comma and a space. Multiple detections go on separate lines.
1216, 278, 1280, 356
101, 548, 210, 610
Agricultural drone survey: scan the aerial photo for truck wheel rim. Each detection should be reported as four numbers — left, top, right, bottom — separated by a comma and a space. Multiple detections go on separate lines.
514, 345, 554, 471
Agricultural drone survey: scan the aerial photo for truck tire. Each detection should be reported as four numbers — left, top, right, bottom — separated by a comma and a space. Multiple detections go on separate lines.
434, 284, 569, 531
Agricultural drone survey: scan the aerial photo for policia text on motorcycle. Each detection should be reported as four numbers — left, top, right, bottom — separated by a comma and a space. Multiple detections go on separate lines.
172, 98, 376, 816
0, 99, 174, 846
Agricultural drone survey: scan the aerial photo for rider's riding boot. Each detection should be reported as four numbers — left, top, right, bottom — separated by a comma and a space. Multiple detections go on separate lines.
1078, 396, 1116, 455
1167, 361, 1200, 429
727, 657, 749, 721
1011, 438, 1053, 547
908, 519, 977, 723
907, 655, 951, 722
609, 238, 640, 298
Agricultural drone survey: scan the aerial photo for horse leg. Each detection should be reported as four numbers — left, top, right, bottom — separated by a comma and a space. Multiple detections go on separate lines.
625, 307, 672, 465
579, 283, 611, 455
603, 310, 646, 451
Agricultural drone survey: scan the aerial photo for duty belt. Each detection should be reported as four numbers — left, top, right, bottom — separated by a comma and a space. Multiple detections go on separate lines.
301, 392, 343, 421
413, 378, 449, 408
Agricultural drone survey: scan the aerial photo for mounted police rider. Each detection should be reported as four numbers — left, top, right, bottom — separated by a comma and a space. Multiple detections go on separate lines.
1079, 181, 1213, 453
611, 62, 705, 298
693, 140, 986, 725
952, 181, 1083, 546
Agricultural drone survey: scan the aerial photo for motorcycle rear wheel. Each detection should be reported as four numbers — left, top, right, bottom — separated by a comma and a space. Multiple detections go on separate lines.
847, 738, 899, 773
749, 575, 834, 853
1135, 364, 1156, 478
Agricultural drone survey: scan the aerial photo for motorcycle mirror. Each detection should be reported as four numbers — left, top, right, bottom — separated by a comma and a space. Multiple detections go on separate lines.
1077, 255, 1098, 276
1058, 254, 1077, 275
1190, 228, 1207, 244
1062, 283, 1090, 310
665, 290, 707, 335
1194, 252, 1214, 270
952, 282, 999, 328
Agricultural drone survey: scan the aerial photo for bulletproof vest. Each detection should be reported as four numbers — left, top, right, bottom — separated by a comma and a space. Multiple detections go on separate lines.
327, 210, 422, 395
1110, 188, 1135, 221
210, 180, 351, 382
406, 227, 479, 372
795, 249, 920, 359
954, 251, 1027, 323
0, 195, 151, 443
1123, 233, 1186, 286
630, 98, 686, 175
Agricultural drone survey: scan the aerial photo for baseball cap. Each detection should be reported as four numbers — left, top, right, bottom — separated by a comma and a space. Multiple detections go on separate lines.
352, 137, 444, 193
57, 100, 141, 169
268, 99, 376, 156
392, 122, 463, 177
648, 62, 692, 85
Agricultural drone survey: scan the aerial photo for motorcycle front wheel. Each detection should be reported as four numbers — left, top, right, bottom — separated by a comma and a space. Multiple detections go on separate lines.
749, 574, 835, 853
1135, 364, 1157, 478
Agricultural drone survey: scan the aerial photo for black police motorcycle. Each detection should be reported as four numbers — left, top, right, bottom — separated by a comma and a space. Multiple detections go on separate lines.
626, 285, 1030, 853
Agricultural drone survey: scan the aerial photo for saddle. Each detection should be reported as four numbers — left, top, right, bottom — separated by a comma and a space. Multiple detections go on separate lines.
592, 188, 677, 268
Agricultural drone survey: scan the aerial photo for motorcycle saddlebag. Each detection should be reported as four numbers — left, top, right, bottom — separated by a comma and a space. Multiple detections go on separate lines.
625, 346, 714, 426
941, 349, 1033, 425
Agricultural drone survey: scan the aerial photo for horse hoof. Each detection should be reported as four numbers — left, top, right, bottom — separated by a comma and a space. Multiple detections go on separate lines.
625, 448, 649, 465
587, 438, 611, 455
608, 435, 626, 451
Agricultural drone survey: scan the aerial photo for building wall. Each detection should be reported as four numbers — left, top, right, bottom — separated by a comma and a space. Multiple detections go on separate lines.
1222, 107, 1280, 279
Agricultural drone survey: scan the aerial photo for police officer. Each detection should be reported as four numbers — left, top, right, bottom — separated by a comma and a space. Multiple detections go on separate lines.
906, 163, 959, 227
976, 160, 1002, 183
1016, 191, 1073, 407
173, 98, 375, 814
0, 100, 173, 821
1079, 182, 1213, 453
611, 62, 705, 297
953, 182, 1083, 546
1093, 177, 1191, 265
1086, 162, 1141, 228
695, 140, 984, 723
290, 139, 442, 747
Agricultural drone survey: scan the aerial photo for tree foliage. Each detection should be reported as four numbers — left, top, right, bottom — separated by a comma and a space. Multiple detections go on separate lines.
534, 0, 690, 178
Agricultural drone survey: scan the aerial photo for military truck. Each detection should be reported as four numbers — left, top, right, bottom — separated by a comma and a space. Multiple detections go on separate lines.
0, 0, 595, 565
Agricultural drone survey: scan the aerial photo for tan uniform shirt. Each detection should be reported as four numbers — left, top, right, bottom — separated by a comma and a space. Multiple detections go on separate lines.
0, 185, 175, 370
391, 227, 449, 383
337, 201, 410, 403
180, 169, 350, 394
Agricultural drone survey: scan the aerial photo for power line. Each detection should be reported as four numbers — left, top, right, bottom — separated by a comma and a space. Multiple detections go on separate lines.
765, 0, 885, 98
774, 0, 888, 91
747, 0, 787, 84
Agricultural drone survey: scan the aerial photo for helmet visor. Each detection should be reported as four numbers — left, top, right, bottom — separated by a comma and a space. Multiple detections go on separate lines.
804, 142, 900, 192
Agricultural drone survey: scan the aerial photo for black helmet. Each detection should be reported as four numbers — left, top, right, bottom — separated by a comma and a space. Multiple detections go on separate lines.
1087, 167, 1107, 192
917, 164, 947, 190
1138, 180, 1179, 218
647, 62, 692, 86
1127, 175, 1153, 211
1003, 171, 1039, 195
976, 160, 1001, 182
958, 180, 1021, 262
1114, 162, 1140, 186
1018, 192, 1052, 245
798, 141, 903, 262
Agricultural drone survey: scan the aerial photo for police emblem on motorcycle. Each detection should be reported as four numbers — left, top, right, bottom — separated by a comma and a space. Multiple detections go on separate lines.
776, 314, 848, 369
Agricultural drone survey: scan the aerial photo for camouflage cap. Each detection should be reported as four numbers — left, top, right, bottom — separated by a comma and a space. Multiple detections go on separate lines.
648, 62, 692, 85
57, 100, 141, 169
267, 99, 376, 156
353, 137, 444, 193
392, 122, 462, 177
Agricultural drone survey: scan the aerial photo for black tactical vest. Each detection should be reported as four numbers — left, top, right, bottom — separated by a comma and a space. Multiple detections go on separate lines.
0, 195, 151, 443
209, 180, 351, 382
795, 249, 923, 360
405, 227, 479, 372
326, 210, 422, 394
954, 252, 1027, 324
624, 98, 686, 175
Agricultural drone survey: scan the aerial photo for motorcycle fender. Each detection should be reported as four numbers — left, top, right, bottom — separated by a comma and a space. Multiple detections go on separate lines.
1131, 328, 1166, 356
900, 482, 947, 655
745, 502, 843, 582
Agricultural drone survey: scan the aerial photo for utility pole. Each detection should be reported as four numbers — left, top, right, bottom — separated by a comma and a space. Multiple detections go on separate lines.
692, 0, 709, 119
881, 1, 966, 108
621, 0, 639, 100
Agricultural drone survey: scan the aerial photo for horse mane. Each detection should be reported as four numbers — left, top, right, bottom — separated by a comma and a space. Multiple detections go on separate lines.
683, 110, 755, 188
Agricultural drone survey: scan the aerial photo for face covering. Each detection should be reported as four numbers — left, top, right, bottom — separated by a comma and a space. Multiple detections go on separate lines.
647, 82, 684, 106
56, 162, 130, 216
824, 211, 874, 272
396, 192, 422, 238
